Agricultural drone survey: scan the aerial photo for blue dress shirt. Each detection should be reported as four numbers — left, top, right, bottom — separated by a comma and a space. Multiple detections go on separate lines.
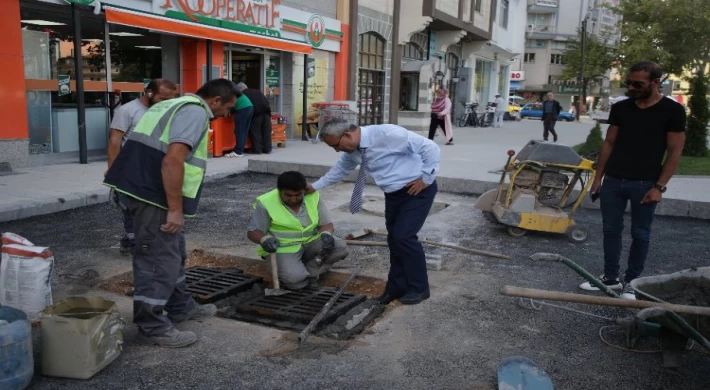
312, 124, 441, 193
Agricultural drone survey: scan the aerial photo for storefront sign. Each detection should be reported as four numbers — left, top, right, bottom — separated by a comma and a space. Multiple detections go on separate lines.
559, 85, 581, 94
305, 14, 326, 48
510, 71, 525, 81
151, 0, 342, 52
158, 0, 282, 37
293, 56, 329, 137
58, 75, 71, 97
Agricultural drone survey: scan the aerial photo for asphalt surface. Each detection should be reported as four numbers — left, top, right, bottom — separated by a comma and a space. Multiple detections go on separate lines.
1, 172, 709, 390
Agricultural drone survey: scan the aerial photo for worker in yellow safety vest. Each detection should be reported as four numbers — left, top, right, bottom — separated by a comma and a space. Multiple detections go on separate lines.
104, 79, 240, 348
247, 171, 349, 290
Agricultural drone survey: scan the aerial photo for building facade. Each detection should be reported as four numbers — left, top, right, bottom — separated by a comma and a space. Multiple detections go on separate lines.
354, 0, 526, 132
1, 0, 349, 169
514, 0, 620, 110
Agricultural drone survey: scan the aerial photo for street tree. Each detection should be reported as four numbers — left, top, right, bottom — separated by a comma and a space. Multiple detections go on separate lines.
560, 29, 616, 112
612, 0, 710, 156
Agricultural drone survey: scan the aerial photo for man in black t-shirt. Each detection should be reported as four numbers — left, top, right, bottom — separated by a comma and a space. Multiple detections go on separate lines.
580, 61, 686, 300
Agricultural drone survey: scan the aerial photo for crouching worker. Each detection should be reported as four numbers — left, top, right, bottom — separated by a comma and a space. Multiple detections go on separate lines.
247, 171, 348, 289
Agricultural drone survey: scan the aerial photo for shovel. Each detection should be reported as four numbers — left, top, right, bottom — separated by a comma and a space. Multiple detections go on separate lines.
264, 253, 289, 297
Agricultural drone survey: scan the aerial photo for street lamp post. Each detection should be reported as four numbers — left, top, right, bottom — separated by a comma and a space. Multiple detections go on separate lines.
577, 18, 587, 122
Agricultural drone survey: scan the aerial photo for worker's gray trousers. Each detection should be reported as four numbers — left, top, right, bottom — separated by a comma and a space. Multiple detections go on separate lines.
276, 237, 349, 290
126, 198, 196, 336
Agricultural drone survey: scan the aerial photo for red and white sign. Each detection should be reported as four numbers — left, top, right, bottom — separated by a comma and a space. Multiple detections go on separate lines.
510, 71, 525, 81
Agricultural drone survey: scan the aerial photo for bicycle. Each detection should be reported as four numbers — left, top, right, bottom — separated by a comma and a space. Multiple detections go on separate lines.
457, 101, 479, 127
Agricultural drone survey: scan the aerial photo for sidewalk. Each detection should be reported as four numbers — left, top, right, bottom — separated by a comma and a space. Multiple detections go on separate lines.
0, 157, 248, 223
1, 120, 709, 222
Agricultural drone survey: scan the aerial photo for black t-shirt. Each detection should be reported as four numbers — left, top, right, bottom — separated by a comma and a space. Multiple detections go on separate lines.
605, 97, 686, 181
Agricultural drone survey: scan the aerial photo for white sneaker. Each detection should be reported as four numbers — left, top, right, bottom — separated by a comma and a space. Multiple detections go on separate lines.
620, 283, 636, 300
225, 152, 243, 158
579, 275, 622, 291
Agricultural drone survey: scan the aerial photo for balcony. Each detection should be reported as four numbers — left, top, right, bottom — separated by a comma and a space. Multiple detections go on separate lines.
526, 24, 557, 38
528, 0, 559, 13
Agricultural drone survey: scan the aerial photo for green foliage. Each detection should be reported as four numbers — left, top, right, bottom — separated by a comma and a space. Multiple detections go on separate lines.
684, 73, 709, 157
560, 30, 616, 84
613, 0, 710, 77
578, 122, 604, 158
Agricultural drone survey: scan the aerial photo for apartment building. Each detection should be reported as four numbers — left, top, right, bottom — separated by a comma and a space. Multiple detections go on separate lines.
354, 0, 526, 131
513, 0, 621, 110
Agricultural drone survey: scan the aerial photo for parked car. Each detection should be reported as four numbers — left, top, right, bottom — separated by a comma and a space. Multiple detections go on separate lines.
520, 103, 576, 121
504, 103, 521, 121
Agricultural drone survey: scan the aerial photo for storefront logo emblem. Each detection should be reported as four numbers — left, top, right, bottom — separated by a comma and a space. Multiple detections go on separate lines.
306, 14, 325, 48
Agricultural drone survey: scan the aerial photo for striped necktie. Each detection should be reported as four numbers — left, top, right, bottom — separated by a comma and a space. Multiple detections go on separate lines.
349, 148, 368, 214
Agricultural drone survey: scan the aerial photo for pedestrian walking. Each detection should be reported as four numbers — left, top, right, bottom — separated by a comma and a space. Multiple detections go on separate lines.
582, 61, 686, 300
493, 94, 507, 128
308, 118, 441, 305
241, 84, 273, 154
104, 79, 240, 347
428, 88, 454, 145
106, 79, 177, 255
225, 82, 253, 157
542, 92, 562, 142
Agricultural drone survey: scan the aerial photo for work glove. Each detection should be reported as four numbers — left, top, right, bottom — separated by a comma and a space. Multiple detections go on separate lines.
260, 235, 280, 253
320, 231, 335, 252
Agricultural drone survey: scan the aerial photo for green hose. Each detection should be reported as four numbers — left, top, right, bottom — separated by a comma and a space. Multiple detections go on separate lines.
530, 253, 620, 298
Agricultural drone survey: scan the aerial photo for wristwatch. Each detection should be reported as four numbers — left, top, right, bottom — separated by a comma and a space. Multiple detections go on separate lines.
653, 183, 667, 193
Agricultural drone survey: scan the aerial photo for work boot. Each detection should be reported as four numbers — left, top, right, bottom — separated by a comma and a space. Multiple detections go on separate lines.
168, 304, 218, 324
136, 328, 197, 348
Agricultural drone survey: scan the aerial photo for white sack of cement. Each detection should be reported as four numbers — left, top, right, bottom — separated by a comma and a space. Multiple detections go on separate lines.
1, 232, 54, 322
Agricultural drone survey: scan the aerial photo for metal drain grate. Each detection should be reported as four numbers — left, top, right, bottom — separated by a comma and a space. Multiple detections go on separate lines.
185, 267, 263, 303
230, 286, 367, 331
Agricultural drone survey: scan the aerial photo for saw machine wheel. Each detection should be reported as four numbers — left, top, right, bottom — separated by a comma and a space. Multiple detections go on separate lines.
507, 226, 527, 237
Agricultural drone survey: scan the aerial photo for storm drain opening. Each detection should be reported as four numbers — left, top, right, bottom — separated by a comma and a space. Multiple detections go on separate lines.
216, 285, 385, 340
185, 267, 263, 304
96, 251, 389, 340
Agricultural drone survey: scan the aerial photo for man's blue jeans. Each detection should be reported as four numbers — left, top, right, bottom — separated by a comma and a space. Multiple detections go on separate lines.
600, 176, 657, 283
233, 106, 254, 155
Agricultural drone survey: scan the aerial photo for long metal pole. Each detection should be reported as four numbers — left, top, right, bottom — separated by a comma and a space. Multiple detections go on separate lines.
576, 19, 586, 122
72, 4, 87, 164
388, 0, 401, 124
206, 39, 213, 82
580, 19, 587, 118
302, 54, 309, 141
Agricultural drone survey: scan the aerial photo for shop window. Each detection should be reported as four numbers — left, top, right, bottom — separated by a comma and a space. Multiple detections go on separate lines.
359, 32, 386, 125
524, 53, 536, 63
400, 73, 419, 111
475, 0, 482, 13
475, 59, 492, 105
403, 43, 424, 60
446, 53, 459, 118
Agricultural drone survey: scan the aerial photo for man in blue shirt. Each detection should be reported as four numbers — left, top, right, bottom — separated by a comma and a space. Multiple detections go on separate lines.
307, 118, 441, 305
542, 92, 562, 142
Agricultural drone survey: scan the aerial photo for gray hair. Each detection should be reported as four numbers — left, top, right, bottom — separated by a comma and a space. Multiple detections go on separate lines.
318, 118, 357, 140
235, 82, 248, 91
